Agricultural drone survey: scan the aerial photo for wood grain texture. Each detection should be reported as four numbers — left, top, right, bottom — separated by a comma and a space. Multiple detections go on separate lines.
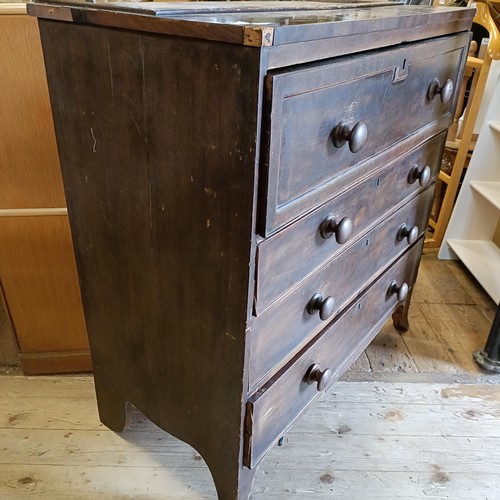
266, 19, 474, 69
32, 4, 474, 498
260, 34, 468, 234
250, 189, 434, 389
414, 303, 489, 373
246, 241, 423, 468
412, 251, 477, 305
19, 350, 92, 375
0, 216, 88, 353
0, 12, 89, 374
364, 320, 420, 373
3, 250, 494, 379
444, 255, 495, 309
38, 19, 262, 499
256, 133, 445, 313
2, 375, 500, 499
0, 14, 66, 209
28, 2, 475, 49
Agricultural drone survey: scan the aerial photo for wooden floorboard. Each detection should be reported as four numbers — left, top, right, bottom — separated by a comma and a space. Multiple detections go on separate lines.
2, 376, 500, 498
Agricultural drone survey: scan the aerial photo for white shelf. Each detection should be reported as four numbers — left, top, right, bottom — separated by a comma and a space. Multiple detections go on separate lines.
470, 181, 500, 210
447, 239, 500, 304
440, 79, 500, 303
490, 121, 500, 134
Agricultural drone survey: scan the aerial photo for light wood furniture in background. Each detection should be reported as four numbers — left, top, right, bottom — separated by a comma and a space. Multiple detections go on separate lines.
0, 4, 90, 374
427, 0, 500, 248
439, 76, 500, 304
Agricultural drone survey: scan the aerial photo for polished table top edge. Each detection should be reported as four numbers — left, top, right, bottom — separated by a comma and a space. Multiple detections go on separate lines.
27, 1, 475, 48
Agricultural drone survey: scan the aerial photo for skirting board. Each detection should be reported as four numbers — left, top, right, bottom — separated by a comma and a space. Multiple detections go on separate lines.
19, 350, 92, 375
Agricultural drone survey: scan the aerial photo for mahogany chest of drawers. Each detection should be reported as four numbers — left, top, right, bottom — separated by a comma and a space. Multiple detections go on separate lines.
30, 1, 473, 498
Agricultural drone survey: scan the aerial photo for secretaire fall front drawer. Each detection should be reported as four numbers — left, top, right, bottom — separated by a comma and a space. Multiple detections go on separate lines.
255, 131, 446, 314
249, 185, 434, 390
245, 238, 424, 469
260, 32, 469, 235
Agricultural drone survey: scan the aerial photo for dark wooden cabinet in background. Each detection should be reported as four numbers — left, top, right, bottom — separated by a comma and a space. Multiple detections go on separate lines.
30, 1, 473, 498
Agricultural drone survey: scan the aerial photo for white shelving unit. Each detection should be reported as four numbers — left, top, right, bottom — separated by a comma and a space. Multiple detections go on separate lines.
470, 180, 500, 207
439, 78, 500, 305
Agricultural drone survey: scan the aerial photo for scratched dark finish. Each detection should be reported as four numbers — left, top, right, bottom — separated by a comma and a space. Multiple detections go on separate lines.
249, 187, 435, 390
32, 2, 473, 499
260, 33, 469, 235
38, 20, 262, 499
29, 1, 474, 49
256, 131, 447, 314
245, 239, 424, 468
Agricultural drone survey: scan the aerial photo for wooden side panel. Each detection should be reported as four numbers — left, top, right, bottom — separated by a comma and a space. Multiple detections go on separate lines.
0, 216, 88, 353
0, 15, 66, 209
38, 19, 261, 498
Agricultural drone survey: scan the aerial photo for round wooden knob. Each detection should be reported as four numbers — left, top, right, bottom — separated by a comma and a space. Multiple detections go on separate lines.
320, 215, 353, 244
397, 224, 419, 245
428, 78, 454, 103
307, 293, 335, 321
331, 121, 368, 153
408, 164, 431, 187
389, 280, 409, 302
306, 363, 334, 392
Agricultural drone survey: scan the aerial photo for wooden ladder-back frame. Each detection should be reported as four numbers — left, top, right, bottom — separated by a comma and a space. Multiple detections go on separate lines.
426, 0, 500, 248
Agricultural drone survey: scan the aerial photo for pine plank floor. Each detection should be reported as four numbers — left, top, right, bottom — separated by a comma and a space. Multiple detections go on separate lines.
2, 376, 500, 499
1, 252, 500, 498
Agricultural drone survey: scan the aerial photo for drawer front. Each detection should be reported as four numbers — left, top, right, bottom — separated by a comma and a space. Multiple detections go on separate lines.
244, 239, 423, 469
249, 186, 433, 390
255, 131, 445, 314
260, 32, 469, 235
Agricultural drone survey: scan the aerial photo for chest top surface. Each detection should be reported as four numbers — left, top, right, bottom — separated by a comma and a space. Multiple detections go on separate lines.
28, 0, 475, 47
